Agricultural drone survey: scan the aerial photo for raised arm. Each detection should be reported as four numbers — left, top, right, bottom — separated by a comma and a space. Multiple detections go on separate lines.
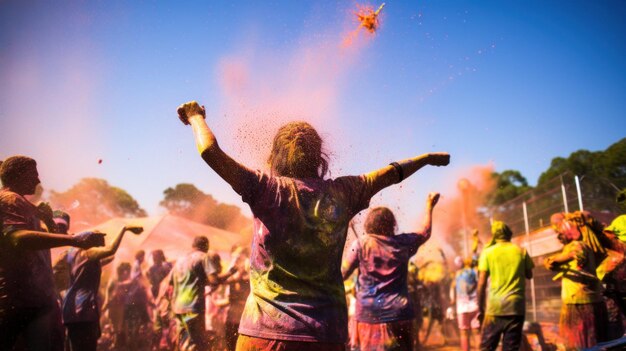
342, 240, 360, 280
178, 101, 255, 195
7, 230, 106, 251
83, 225, 143, 262
366, 153, 450, 196
416, 192, 440, 241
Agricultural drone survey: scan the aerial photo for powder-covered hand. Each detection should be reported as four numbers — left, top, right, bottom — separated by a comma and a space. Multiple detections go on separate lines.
73, 231, 106, 249
426, 152, 450, 166
177, 101, 206, 125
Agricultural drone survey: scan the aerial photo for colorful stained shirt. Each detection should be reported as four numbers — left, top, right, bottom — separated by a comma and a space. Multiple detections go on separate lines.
560, 240, 602, 304
236, 171, 375, 343
62, 248, 102, 323
0, 188, 56, 312
170, 249, 217, 314
342, 233, 427, 323
454, 267, 478, 314
478, 241, 534, 316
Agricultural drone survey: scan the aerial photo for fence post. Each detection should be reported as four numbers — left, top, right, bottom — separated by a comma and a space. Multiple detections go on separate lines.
575, 175, 584, 211
560, 175, 569, 213
523, 201, 537, 322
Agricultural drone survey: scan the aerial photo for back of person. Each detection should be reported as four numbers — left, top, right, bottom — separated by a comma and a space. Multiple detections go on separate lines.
171, 250, 211, 314
238, 173, 374, 342
479, 242, 528, 316
353, 233, 419, 323
62, 248, 102, 324
455, 267, 478, 314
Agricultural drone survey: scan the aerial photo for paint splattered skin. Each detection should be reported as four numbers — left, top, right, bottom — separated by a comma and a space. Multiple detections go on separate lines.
177, 101, 450, 342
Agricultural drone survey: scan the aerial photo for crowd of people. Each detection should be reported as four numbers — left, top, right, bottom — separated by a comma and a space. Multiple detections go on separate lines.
0, 100, 624, 351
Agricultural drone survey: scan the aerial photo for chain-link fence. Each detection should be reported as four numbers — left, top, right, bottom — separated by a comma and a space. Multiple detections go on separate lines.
487, 172, 622, 323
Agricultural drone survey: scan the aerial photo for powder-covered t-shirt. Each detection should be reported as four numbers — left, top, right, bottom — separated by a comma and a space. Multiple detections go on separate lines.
62, 248, 102, 323
0, 189, 57, 312
478, 242, 533, 316
170, 250, 217, 315
454, 267, 479, 314
560, 240, 602, 304
236, 171, 375, 343
342, 233, 427, 323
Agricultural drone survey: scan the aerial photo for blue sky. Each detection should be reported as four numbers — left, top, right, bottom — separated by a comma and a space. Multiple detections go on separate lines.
1, 1, 625, 229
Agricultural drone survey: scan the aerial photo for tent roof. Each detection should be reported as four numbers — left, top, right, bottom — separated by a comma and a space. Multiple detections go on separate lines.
53, 214, 245, 265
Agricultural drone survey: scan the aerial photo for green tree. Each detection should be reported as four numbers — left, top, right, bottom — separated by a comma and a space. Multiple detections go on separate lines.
537, 138, 626, 213
488, 170, 532, 206
160, 183, 252, 232
49, 178, 146, 228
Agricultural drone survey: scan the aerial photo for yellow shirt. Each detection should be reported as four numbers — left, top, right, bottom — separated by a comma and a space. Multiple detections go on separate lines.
478, 242, 533, 316
560, 241, 602, 304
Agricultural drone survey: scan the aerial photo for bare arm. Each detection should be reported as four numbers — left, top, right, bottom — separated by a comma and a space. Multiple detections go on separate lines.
207, 267, 237, 287
7, 230, 105, 251
543, 244, 574, 272
178, 101, 255, 195
366, 153, 450, 196
449, 277, 457, 305
477, 270, 488, 318
83, 226, 143, 262
416, 192, 440, 241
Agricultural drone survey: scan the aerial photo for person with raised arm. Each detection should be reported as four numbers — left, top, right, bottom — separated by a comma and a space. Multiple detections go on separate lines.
177, 100, 450, 350
58, 209, 143, 351
341, 192, 440, 351
0, 155, 105, 351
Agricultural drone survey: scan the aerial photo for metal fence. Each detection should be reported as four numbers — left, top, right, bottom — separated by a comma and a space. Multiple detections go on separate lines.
487, 172, 622, 323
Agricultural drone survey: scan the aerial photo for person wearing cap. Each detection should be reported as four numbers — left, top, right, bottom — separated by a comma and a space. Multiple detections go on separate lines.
0, 155, 105, 351
476, 221, 533, 351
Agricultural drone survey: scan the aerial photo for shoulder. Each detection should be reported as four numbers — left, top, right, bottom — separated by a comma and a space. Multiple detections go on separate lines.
0, 189, 28, 208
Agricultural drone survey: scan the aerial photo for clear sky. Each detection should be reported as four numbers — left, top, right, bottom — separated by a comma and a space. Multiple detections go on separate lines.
1, 1, 625, 229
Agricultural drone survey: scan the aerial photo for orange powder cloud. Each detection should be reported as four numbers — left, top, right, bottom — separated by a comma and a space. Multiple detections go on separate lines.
212, 8, 377, 171
415, 164, 496, 266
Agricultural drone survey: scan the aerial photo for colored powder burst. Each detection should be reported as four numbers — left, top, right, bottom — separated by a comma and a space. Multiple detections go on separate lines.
357, 3, 385, 33
343, 3, 385, 48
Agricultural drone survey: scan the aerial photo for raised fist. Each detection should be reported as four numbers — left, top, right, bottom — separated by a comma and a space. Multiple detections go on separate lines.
73, 231, 106, 249
427, 152, 450, 167
177, 101, 206, 125
427, 192, 441, 208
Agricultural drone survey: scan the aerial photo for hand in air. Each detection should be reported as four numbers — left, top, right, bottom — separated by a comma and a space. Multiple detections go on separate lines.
74, 231, 106, 249
125, 225, 144, 235
177, 101, 206, 125
427, 192, 441, 209
427, 152, 450, 167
